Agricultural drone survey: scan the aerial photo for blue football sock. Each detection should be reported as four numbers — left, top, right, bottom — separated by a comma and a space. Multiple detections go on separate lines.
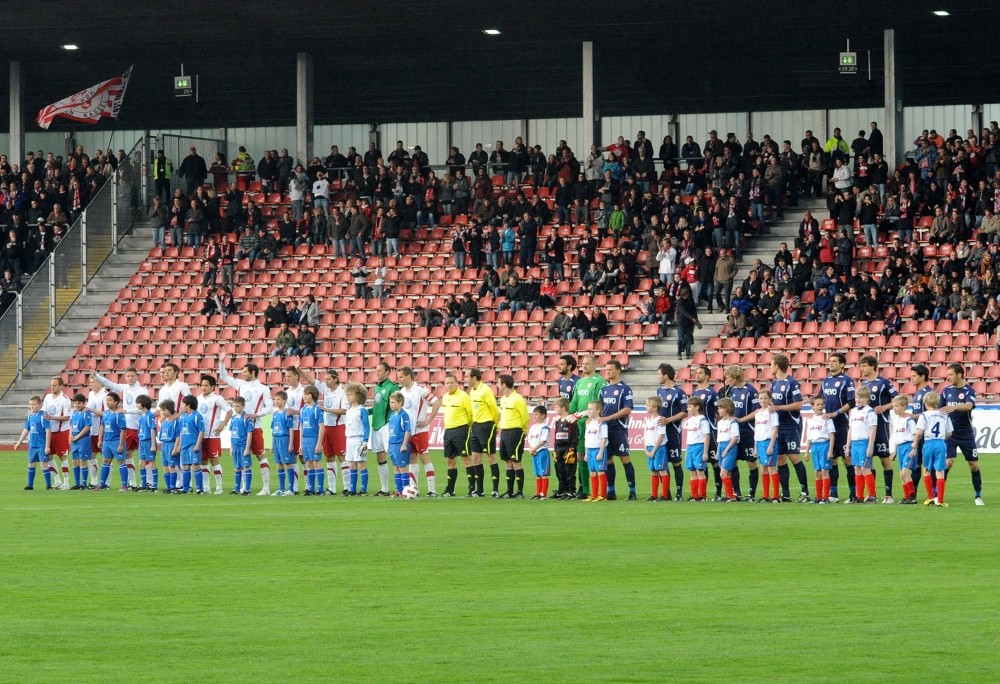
72, 466, 80, 487
395, 473, 403, 493
360, 467, 369, 493
316, 468, 325, 492
119, 464, 129, 487
43, 469, 52, 488
100, 463, 111, 486
195, 470, 204, 492
243, 469, 252, 492
28, 468, 36, 488
289, 468, 298, 491
310, 469, 318, 493
183, 470, 192, 492
234, 467, 242, 490
279, 469, 287, 492
140, 467, 147, 488
165, 471, 172, 490
81, 465, 89, 487
152, 468, 159, 489
349, 468, 358, 493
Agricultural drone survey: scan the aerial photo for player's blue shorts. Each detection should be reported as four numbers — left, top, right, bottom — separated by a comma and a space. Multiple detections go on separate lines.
850, 439, 873, 470
532, 449, 551, 477
103, 440, 124, 461
606, 430, 630, 459
756, 439, 775, 467
273, 435, 295, 465
737, 433, 757, 462
28, 446, 47, 464
922, 440, 947, 471
180, 444, 201, 466
685, 443, 706, 471
231, 441, 251, 469
946, 437, 978, 462
586, 446, 605, 473
810, 441, 831, 471
72, 443, 92, 462
161, 443, 178, 468
776, 425, 800, 455
301, 436, 320, 462
718, 441, 739, 471
138, 439, 154, 461
646, 444, 668, 472
896, 442, 916, 472
388, 442, 410, 468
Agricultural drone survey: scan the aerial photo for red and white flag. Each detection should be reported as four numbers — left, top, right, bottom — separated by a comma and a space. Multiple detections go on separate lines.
36, 66, 133, 130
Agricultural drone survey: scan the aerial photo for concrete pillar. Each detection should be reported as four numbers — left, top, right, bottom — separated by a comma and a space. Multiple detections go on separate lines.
582, 41, 597, 148
9, 61, 24, 169
883, 29, 905, 167
295, 53, 314, 167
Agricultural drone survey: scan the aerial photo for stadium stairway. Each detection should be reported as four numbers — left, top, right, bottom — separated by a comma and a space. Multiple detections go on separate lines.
0, 224, 151, 440
624, 199, 823, 401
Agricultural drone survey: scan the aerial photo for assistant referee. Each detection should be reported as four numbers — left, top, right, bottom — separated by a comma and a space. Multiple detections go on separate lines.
466, 367, 499, 497
440, 373, 473, 498
498, 373, 530, 499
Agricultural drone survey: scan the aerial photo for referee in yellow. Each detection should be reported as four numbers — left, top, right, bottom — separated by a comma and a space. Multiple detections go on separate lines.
466, 367, 499, 497
439, 372, 473, 497
498, 373, 530, 499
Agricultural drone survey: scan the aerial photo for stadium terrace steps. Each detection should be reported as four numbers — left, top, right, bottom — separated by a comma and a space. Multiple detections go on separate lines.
0, 226, 151, 440
623, 200, 820, 399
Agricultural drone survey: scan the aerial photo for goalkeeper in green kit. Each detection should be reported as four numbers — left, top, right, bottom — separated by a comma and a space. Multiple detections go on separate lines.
569, 355, 605, 499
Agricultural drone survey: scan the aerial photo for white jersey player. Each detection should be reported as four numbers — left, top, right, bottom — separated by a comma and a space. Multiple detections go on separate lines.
397, 366, 440, 496
93, 368, 149, 488
219, 358, 274, 494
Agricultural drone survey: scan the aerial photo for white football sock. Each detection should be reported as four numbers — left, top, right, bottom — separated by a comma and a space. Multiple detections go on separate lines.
341, 463, 350, 491
259, 460, 270, 489
378, 461, 389, 491
424, 462, 436, 494
126, 459, 137, 487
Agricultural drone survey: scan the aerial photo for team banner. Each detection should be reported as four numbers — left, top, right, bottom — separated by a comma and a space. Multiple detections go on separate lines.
36, 66, 133, 130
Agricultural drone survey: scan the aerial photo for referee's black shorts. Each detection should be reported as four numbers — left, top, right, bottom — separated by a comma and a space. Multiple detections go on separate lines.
499, 428, 524, 462
469, 421, 497, 455
443, 426, 471, 459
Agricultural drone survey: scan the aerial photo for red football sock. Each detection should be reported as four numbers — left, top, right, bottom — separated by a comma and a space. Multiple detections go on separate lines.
924, 474, 935, 499
590, 474, 598, 497
651, 475, 660, 499
762, 473, 771, 500
660, 473, 670, 496
771, 473, 780, 498
865, 473, 877, 498
598, 472, 608, 498
723, 476, 734, 499
936, 478, 946, 504
855, 473, 866, 498
815, 478, 822, 499
543, 477, 549, 497
700, 478, 707, 499
824, 477, 832, 499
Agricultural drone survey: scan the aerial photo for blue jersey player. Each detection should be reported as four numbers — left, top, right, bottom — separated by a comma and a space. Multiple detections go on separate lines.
692, 365, 722, 500
859, 355, 898, 503
387, 392, 412, 495
820, 352, 855, 501
136, 395, 158, 491
175, 395, 205, 494
69, 394, 93, 489
768, 353, 809, 502
721, 365, 760, 501
97, 392, 128, 490
656, 363, 688, 501
229, 396, 255, 495
599, 360, 634, 500
158, 400, 180, 493
14, 397, 50, 490
271, 391, 296, 495
939, 363, 983, 505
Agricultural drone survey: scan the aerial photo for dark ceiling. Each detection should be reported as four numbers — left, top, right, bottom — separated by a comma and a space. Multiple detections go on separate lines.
1, 1, 999, 130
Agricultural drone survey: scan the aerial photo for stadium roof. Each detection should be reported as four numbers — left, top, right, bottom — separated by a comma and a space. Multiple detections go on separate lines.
1, 0, 999, 129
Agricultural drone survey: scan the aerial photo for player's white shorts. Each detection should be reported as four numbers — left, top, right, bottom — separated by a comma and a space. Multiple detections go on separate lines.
346, 436, 368, 463
368, 425, 389, 452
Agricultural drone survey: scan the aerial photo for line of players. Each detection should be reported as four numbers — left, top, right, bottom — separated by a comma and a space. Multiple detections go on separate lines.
13, 351, 984, 505
626, 353, 983, 506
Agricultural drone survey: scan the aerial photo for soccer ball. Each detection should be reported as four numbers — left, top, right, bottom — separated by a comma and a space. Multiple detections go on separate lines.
401, 484, 419, 499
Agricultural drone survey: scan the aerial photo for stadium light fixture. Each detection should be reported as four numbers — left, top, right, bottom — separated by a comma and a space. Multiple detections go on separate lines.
483, 28, 501, 35
933, 10, 950, 16
61, 44, 79, 50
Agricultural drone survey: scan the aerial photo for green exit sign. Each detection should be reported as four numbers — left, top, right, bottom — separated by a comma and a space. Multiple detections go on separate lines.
839, 51, 858, 73
174, 75, 193, 96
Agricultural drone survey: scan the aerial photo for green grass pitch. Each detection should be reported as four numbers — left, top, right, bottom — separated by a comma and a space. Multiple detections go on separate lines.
2, 450, 998, 683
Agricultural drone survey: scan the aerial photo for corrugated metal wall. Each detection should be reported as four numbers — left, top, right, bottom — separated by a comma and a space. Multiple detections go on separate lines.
223, 126, 295, 163
528, 117, 586, 160
601, 115, 672, 149
982, 104, 1000, 129
451, 119, 524, 161
904, 104, 973, 147
752, 110, 825, 148
381, 121, 449, 165
679, 112, 749, 149
314, 124, 370, 158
